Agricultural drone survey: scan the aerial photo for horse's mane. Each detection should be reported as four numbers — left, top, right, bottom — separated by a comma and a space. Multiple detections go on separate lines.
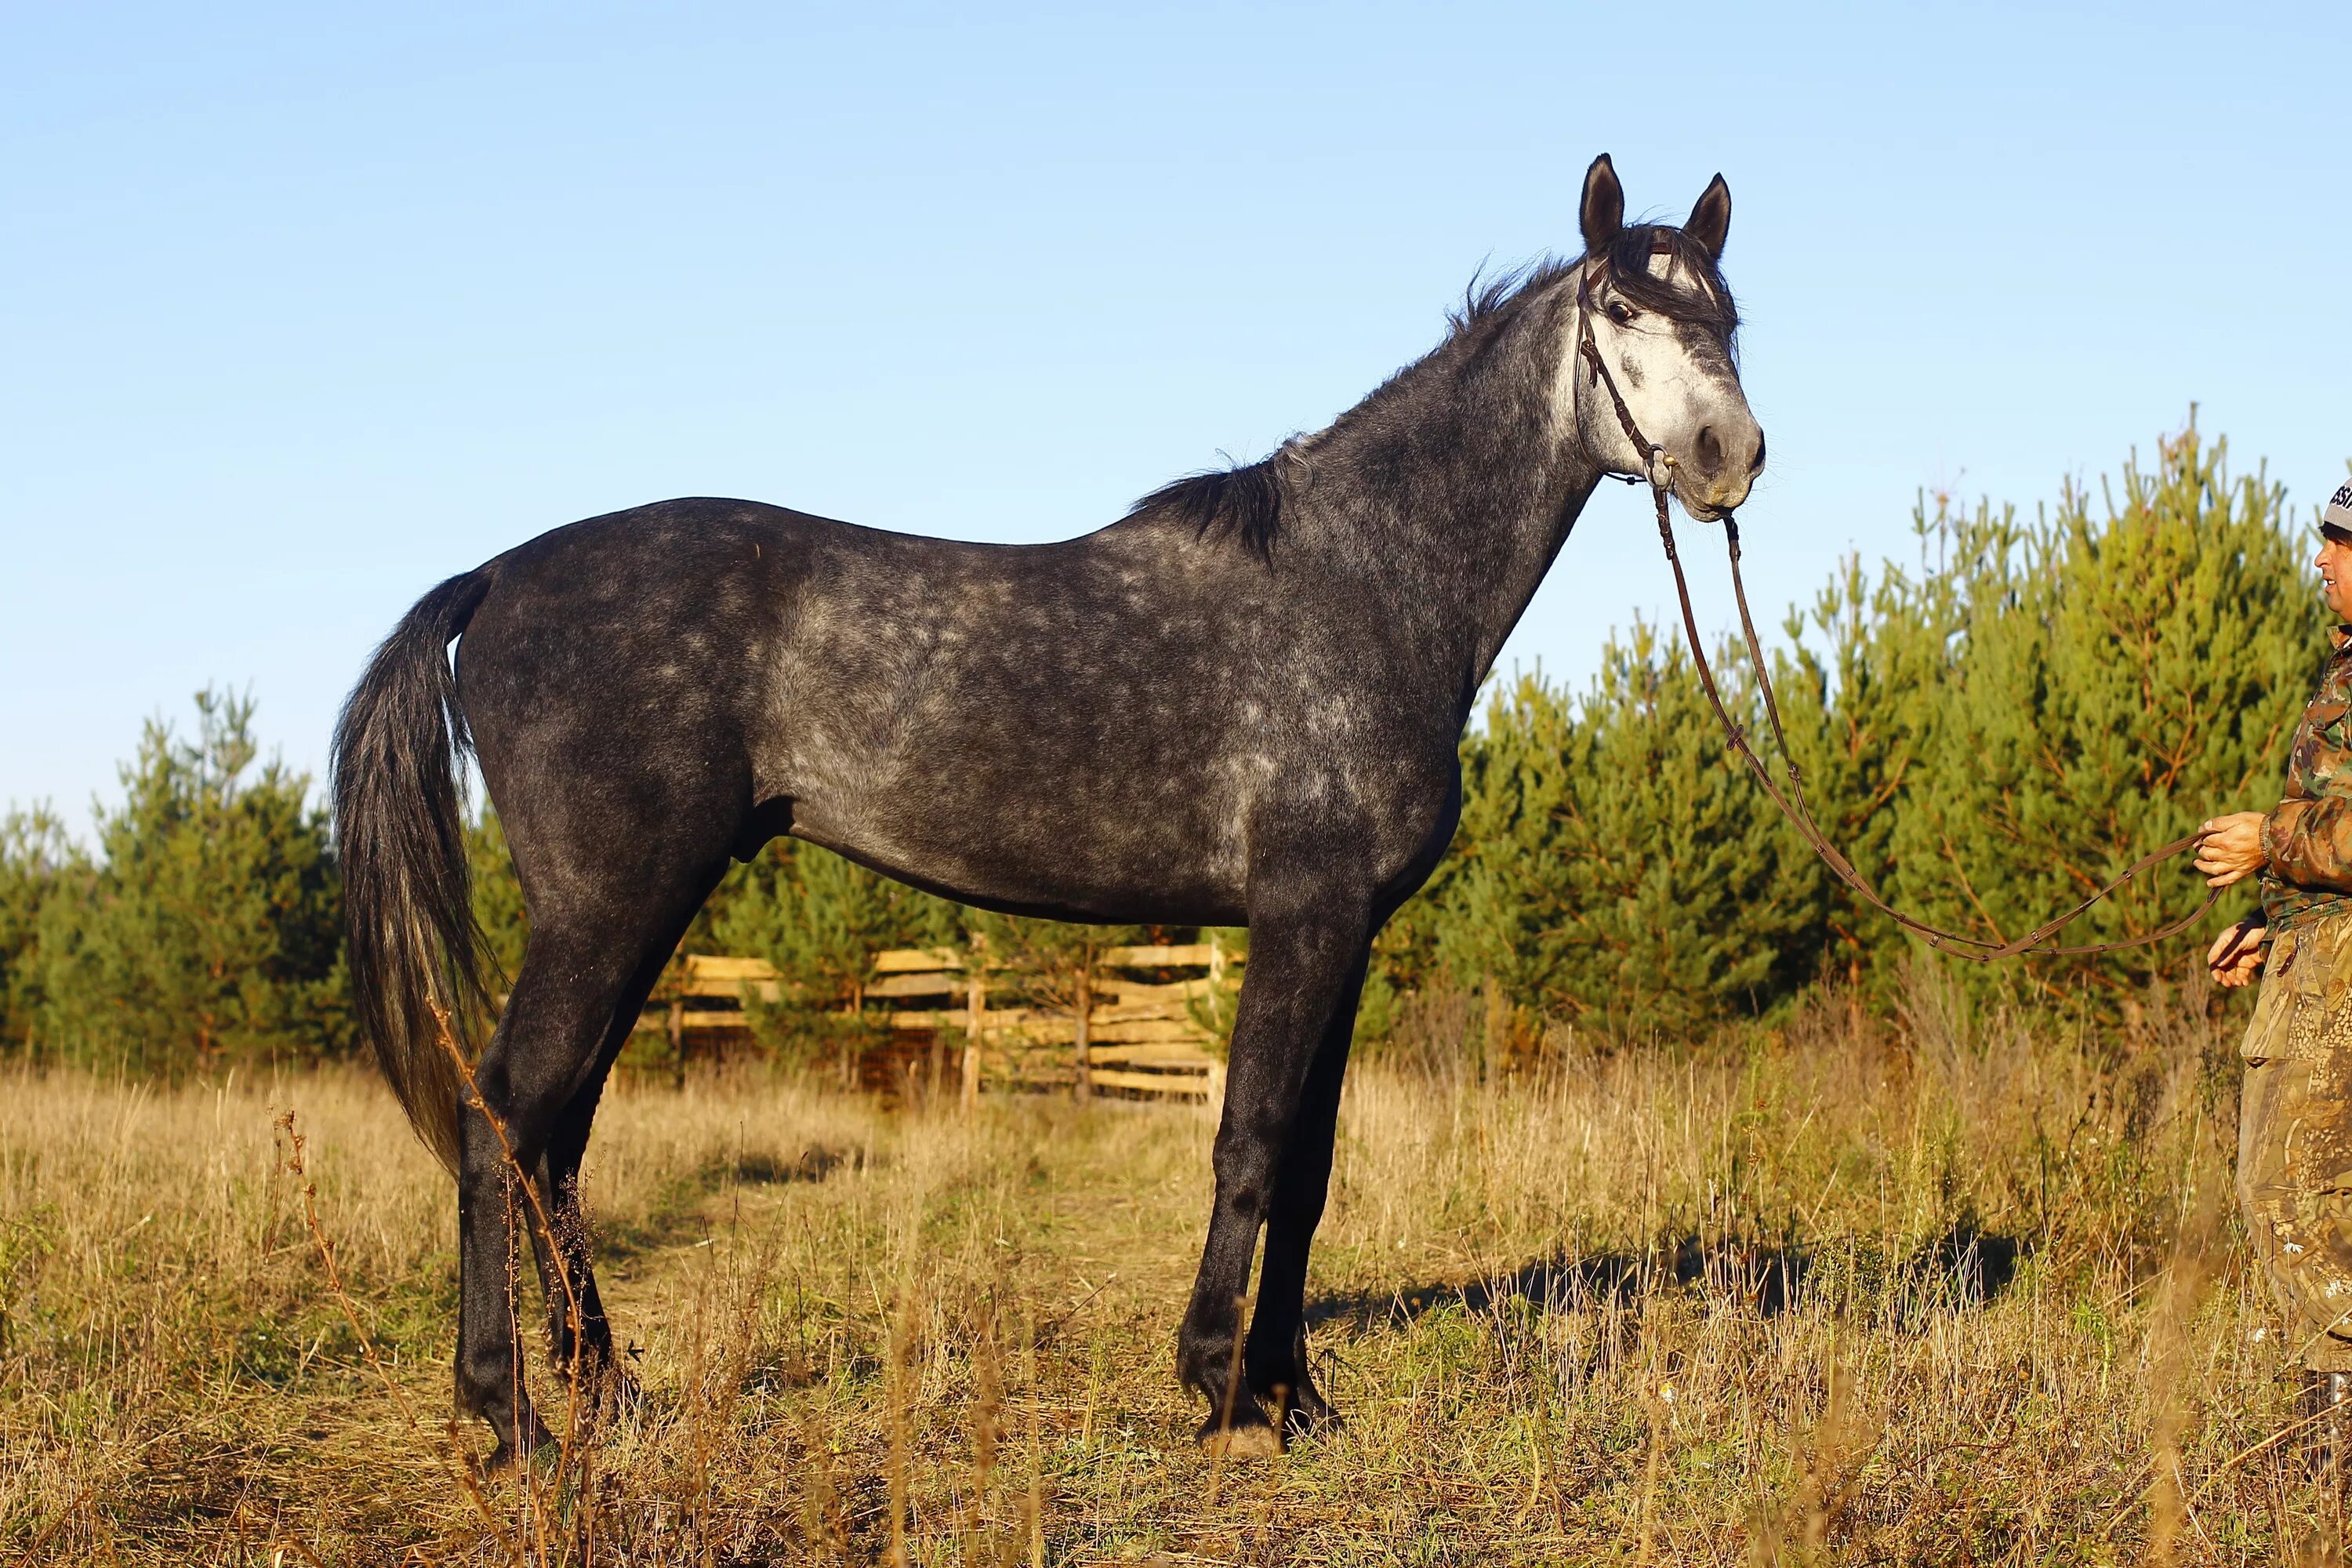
1128, 456, 1287, 563
1130, 223, 1739, 561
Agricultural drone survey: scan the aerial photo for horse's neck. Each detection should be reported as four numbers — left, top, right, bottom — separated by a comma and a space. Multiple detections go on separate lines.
1455, 470, 1599, 687
1302, 353, 1599, 702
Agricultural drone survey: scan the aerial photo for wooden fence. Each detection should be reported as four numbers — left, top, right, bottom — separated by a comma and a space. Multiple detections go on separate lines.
636, 942, 1239, 1101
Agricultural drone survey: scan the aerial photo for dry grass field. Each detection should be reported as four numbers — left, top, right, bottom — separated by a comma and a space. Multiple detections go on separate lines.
1, 983, 2344, 1564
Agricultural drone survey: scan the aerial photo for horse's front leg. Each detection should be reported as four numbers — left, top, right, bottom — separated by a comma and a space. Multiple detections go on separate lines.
1243, 938, 1369, 1438
1178, 879, 1371, 1454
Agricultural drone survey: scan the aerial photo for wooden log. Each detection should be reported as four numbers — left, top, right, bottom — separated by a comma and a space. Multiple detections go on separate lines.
962, 971, 983, 1115
980, 1056, 1077, 1083
682, 955, 781, 982
865, 971, 960, 1000
1082, 1043, 1218, 1068
677, 979, 782, 1004
872, 947, 962, 975
1094, 976, 1218, 1006
1086, 1018, 1205, 1045
1088, 1000, 1207, 1026
1086, 1067, 1210, 1097
944, 1016, 1207, 1047
888, 1007, 1049, 1032
1098, 943, 1233, 968
636, 997, 776, 1029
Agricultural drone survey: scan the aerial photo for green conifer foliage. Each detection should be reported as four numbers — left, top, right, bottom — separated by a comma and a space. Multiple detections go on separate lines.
0, 808, 73, 1050
0, 421, 2324, 1070
465, 808, 530, 989
717, 840, 963, 1007
1381, 419, 2315, 1033
1769, 501, 2023, 997
1886, 426, 2309, 998
959, 909, 1180, 1077
31, 690, 347, 1073
1423, 624, 1827, 1033
465, 804, 753, 1003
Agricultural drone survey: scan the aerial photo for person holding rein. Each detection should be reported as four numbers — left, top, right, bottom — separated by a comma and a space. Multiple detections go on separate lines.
2201, 481, 2352, 1469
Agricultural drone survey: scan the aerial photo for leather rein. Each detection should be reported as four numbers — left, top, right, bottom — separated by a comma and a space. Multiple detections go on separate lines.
1570, 260, 2219, 962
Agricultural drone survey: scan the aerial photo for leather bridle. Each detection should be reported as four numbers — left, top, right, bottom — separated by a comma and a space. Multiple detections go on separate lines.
1570, 259, 2218, 962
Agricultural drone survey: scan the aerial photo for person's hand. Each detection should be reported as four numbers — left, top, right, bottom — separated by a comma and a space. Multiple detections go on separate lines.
2207, 916, 2267, 989
2194, 811, 2269, 888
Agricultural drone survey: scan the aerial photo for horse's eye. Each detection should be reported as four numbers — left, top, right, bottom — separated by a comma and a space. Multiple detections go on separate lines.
1606, 301, 1634, 326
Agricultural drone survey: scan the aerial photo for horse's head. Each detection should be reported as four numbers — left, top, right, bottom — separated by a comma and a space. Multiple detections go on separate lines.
1563, 154, 1763, 521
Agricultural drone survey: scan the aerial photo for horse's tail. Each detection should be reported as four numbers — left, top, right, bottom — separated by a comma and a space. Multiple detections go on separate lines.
332, 567, 497, 1174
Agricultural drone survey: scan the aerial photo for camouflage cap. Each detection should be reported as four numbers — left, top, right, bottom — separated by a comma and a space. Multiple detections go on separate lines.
2328, 481, 2352, 543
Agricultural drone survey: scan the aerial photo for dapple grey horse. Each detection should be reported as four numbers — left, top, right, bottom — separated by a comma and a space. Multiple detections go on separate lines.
332, 152, 1762, 1465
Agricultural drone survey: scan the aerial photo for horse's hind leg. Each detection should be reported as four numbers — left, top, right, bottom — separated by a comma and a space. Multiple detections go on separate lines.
455, 851, 725, 1466
525, 1062, 628, 1409
520, 924, 695, 1411
523, 907, 699, 1406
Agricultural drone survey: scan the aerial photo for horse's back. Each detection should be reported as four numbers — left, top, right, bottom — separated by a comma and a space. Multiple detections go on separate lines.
447, 498, 1232, 908
450, 495, 1452, 924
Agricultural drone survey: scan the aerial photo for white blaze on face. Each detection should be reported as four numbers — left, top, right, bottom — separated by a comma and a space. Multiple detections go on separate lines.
1549, 250, 1757, 511
1624, 259, 1750, 504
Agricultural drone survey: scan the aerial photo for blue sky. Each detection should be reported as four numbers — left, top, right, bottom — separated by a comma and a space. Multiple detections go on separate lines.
3, 2, 2347, 823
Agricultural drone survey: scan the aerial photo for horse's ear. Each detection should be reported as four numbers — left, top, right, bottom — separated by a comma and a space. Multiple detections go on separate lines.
1685, 173, 1732, 260
1580, 154, 1624, 253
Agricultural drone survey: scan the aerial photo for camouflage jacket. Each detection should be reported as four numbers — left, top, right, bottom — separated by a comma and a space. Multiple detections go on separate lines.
2261, 626, 2352, 931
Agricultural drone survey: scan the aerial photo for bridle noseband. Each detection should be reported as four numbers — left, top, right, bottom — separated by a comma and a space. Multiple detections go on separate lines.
1568, 257, 2214, 963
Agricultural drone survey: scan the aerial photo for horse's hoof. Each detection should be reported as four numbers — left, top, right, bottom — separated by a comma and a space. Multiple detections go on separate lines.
1247, 1374, 1336, 1442
474, 1417, 558, 1478
1197, 1420, 1284, 1458
475, 1440, 543, 1478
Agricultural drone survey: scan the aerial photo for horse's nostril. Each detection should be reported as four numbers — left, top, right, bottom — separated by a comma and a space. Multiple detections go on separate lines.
1749, 430, 1767, 474
1694, 426, 1724, 476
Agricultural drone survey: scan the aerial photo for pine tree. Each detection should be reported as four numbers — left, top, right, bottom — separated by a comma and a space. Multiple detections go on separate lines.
0, 419, 2320, 1076
1885, 423, 2308, 1001
0, 807, 73, 1051
1769, 496, 2020, 998
1424, 625, 1828, 1035
32, 689, 347, 1073
1376, 417, 2308, 1036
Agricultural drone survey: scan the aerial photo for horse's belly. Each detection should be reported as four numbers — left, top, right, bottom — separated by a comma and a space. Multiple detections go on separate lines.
786, 775, 1250, 926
